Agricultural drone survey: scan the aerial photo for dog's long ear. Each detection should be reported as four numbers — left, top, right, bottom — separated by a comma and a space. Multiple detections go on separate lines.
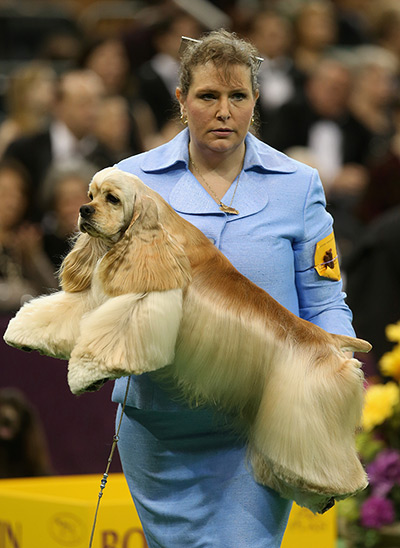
98, 195, 192, 296
60, 233, 108, 292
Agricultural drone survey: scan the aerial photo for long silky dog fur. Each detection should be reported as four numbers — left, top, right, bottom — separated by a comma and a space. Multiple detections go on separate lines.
4, 166, 371, 513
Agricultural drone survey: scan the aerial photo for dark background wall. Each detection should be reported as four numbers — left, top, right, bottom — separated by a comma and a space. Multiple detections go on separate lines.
0, 315, 123, 476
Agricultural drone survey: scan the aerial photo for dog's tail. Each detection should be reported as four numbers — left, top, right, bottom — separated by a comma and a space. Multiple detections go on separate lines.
334, 334, 372, 353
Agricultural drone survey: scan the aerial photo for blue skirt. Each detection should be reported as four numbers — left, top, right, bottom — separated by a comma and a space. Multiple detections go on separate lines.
116, 400, 292, 548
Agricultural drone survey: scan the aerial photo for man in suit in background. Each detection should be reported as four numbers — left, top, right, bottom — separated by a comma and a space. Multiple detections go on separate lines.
4, 69, 114, 219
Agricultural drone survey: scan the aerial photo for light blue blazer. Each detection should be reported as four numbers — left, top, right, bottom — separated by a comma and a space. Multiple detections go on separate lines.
113, 127, 355, 409
112, 129, 355, 548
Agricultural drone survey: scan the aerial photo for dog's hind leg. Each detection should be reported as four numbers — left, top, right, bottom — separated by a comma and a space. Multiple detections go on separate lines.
249, 349, 367, 513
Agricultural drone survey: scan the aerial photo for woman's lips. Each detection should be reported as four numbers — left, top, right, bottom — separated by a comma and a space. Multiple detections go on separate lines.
211, 128, 234, 136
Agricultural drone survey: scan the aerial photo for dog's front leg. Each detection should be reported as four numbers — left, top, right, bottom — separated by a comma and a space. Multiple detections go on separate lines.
3, 290, 95, 359
67, 289, 183, 394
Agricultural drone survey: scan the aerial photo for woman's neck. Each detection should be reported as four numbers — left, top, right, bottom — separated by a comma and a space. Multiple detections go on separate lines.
188, 142, 246, 180
188, 141, 246, 206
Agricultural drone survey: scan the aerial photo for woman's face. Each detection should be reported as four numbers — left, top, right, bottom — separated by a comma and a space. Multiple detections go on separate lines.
177, 62, 258, 156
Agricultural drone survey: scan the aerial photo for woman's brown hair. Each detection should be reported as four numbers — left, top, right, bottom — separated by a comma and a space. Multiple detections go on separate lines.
178, 29, 261, 98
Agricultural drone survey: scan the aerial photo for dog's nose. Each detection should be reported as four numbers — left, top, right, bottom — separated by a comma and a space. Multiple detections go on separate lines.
79, 205, 95, 219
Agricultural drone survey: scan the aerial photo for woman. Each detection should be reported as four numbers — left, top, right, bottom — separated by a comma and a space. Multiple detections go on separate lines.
0, 160, 57, 313
113, 30, 355, 548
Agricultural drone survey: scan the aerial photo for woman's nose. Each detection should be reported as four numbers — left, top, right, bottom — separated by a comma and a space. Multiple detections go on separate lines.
216, 97, 231, 120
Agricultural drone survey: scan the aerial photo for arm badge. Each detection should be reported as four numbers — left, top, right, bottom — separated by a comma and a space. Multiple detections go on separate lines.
314, 232, 341, 281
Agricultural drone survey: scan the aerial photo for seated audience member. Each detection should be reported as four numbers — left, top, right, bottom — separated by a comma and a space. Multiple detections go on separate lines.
284, 144, 367, 261
266, 56, 373, 260
0, 388, 52, 478
77, 37, 145, 153
374, 5, 400, 65
136, 12, 203, 146
266, 57, 371, 192
291, 1, 338, 79
40, 161, 97, 271
246, 9, 302, 143
0, 61, 56, 157
0, 160, 57, 313
357, 97, 400, 224
77, 36, 133, 99
248, 10, 297, 111
3, 69, 113, 219
333, 0, 373, 46
94, 95, 143, 162
344, 206, 400, 369
348, 45, 398, 163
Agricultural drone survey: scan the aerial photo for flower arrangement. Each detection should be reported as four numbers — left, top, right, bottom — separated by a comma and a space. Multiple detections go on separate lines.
338, 321, 400, 547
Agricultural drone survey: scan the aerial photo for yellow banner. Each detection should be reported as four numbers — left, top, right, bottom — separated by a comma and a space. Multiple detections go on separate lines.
0, 474, 336, 548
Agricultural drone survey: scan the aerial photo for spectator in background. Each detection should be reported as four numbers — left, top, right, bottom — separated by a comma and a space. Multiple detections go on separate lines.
374, 5, 400, 66
0, 61, 56, 157
348, 45, 398, 164
265, 56, 372, 260
357, 97, 400, 224
137, 12, 204, 147
78, 36, 133, 98
344, 206, 400, 368
3, 69, 113, 219
291, 1, 338, 81
246, 9, 302, 143
266, 57, 370, 191
0, 160, 57, 313
94, 95, 139, 164
332, 0, 373, 46
40, 161, 96, 271
77, 37, 146, 154
0, 388, 52, 478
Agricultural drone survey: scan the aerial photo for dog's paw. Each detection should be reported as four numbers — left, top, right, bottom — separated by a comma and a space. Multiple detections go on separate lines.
4, 321, 71, 359
67, 353, 122, 395
3, 291, 91, 360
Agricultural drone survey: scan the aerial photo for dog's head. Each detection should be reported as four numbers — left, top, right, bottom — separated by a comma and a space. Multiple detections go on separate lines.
78, 167, 139, 243
61, 167, 191, 295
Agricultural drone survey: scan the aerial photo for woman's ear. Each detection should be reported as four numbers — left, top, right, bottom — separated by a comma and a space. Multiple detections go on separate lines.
98, 195, 191, 296
59, 234, 108, 292
176, 88, 186, 115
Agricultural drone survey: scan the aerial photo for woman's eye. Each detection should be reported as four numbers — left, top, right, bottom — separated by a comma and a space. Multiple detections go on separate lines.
231, 92, 247, 101
106, 194, 120, 204
199, 93, 215, 100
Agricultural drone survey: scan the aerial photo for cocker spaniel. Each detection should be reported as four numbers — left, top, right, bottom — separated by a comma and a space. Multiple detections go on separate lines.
4, 166, 371, 513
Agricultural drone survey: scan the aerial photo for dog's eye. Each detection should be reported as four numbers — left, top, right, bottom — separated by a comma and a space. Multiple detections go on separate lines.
88, 193, 93, 200
106, 194, 120, 205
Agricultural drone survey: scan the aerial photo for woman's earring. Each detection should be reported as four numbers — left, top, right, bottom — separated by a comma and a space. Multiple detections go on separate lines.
250, 114, 255, 125
180, 112, 188, 125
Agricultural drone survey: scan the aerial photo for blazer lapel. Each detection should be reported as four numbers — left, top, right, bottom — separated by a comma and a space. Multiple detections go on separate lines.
169, 169, 270, 219
169, 171, 227, 215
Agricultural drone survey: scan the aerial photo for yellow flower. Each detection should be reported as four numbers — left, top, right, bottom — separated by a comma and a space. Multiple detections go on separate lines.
380, 345, 400, 381
362, 382, 399, 432
386, 321, 400, 343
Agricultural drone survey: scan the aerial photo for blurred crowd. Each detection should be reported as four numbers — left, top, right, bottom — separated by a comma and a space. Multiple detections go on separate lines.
1, 0, 400, 387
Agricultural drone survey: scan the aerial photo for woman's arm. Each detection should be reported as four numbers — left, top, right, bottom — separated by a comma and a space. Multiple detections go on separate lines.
293, 168, 355, 336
